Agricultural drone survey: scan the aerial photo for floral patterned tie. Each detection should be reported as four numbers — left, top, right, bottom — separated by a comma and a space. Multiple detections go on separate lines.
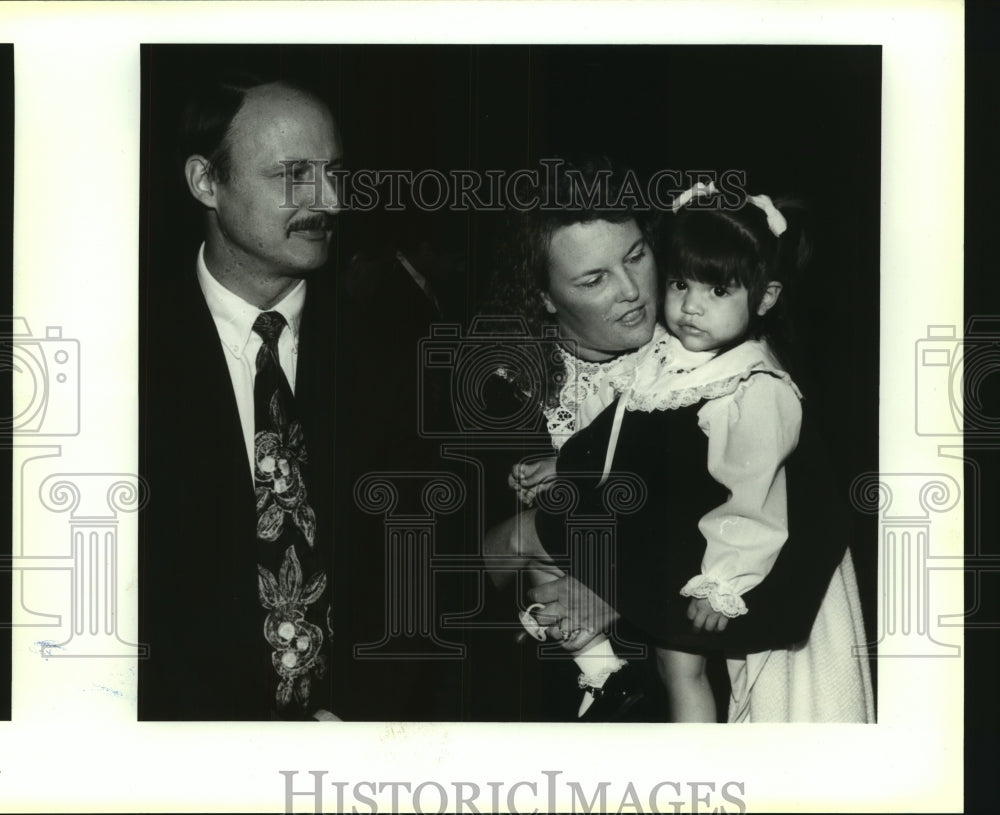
251, 311, 331, 717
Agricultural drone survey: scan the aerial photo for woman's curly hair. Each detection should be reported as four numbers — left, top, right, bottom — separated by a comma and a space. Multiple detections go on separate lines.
487, 156, 658, 406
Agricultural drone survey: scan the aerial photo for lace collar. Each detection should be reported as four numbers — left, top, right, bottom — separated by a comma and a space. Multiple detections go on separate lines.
544, 329, 800, 448
544, 325, 675, 450
622, 339, 802, 413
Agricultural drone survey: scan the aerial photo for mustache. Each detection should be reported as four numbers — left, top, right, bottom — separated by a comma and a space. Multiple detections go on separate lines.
287, 214, 335, 234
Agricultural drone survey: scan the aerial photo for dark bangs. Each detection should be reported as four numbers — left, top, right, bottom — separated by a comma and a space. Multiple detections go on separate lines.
664, 209, 766, 293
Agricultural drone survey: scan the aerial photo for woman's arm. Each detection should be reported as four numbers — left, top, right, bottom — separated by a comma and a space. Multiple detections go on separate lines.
483, 509, 566, 589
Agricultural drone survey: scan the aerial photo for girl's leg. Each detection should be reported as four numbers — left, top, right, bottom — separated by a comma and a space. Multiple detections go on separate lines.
655, 646, 717, 723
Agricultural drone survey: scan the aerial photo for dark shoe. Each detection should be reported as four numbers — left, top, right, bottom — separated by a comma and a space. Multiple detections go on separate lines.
578, 664, 647, 722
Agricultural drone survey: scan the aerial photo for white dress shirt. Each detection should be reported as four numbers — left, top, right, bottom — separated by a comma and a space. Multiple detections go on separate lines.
196, 243, 306, 475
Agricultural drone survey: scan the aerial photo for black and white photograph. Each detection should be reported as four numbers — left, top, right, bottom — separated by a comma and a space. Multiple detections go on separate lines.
5, 2, 969, 812
139, 43, 880, 726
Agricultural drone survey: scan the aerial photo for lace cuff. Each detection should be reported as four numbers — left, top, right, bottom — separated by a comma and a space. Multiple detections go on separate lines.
679, 575, 748, 618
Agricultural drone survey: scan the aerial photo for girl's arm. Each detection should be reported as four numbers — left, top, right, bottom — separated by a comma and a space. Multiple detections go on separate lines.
681, 373, 802, 618
483, 509, 565, 589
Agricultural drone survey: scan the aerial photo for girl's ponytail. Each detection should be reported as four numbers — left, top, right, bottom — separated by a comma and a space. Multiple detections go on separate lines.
764, 196, 811, 375
769, 196, 812, 285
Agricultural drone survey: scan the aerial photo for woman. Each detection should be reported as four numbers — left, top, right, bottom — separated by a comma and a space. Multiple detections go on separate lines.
484, 159, 664, 720
483, 157, 872, 722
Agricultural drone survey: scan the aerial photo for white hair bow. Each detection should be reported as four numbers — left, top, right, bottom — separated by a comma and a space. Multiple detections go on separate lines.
746, 193, 787, 237
672, 181, 788, 238
671, 181, 718, 213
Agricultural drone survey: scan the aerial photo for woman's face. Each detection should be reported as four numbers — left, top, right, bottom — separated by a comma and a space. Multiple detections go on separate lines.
541, 219, 657, 361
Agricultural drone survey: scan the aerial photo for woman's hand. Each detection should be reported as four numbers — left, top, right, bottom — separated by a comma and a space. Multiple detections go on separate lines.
527, 575, 620, 652
686, 597, 729, 633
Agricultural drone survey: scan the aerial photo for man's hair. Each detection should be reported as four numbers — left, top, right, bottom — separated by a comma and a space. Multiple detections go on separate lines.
177, 73, 316, 183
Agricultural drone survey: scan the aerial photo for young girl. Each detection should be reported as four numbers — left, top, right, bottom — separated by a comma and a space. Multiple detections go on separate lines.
512, 183, 873, 722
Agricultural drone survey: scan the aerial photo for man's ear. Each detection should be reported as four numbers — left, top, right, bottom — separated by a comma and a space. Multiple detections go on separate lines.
540, 291, 557, 315
756, 281, 783, 316
184, 155, 218, 209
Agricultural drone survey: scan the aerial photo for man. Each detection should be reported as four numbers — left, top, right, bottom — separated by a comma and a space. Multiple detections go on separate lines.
139, 76, 345, 720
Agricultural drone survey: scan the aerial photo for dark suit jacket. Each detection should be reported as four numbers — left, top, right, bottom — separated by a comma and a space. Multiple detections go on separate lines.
139, 258, 339, 719
331, 249, 467, 720
139, 252, 464, 720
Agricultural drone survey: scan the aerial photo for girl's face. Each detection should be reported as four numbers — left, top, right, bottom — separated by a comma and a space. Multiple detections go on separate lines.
664, 277, 757, 353
541, 219, 657, 361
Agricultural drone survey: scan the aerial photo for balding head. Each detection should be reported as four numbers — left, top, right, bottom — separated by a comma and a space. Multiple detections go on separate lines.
182, 77, 343, 307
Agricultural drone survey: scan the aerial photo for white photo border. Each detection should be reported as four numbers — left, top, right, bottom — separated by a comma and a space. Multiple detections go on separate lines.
7, 1, 962, 813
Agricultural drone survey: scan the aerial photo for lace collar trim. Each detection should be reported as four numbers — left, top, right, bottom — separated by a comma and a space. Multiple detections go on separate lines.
544, 330, 799, 448
621, 339, 802, 413
544, 326, 673, 449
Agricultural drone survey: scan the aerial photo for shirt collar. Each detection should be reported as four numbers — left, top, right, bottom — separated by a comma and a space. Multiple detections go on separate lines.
196, 243, 306, 359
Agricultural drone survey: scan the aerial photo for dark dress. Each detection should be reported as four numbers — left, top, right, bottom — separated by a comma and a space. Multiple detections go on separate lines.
472, 329, 859, 721
533, 389, 851, 657
534, 396, 729, 655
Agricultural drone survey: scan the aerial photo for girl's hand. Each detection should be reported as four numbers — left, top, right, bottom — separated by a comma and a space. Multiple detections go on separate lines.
686, 597, 729, 633
508, 457, 558, 505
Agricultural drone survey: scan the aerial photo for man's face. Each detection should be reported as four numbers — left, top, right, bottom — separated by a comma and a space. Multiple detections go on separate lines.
210, 84, 343, 282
